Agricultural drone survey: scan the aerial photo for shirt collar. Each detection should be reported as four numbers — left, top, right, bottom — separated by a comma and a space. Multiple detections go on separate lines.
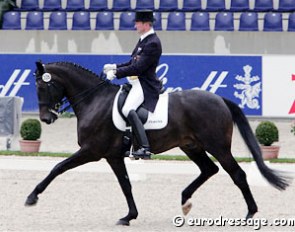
140, 28, 155, 42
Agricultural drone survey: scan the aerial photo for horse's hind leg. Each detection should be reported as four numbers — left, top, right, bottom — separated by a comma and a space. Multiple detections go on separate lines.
25, 149, 97, 206
180, 147, 219, 215
215, 154, 258, 219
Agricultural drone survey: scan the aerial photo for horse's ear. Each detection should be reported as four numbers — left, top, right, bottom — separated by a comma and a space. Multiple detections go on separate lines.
35, 60, 44, 73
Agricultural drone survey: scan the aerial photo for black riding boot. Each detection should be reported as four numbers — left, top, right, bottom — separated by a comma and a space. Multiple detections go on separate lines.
127, 110, 151, 159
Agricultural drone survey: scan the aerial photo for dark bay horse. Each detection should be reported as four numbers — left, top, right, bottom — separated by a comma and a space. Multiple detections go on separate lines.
25, 61, 290, 226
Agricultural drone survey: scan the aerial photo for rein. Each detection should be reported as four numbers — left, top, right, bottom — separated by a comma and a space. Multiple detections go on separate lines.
58, 80, 107, 114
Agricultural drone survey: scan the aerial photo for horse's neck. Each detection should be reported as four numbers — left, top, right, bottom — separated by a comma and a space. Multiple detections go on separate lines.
63, 71, 103, 100
70, 81, 119, 118
50, 64, 119, 116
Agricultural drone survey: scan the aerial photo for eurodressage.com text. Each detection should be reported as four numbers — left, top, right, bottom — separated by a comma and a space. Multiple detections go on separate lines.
172, 215, 295, 230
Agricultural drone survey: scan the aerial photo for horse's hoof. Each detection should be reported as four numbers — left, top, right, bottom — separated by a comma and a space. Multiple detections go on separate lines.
182, 200, 192, 215
25, 195, 38, 206
246, 212, 256, 219
116, 219, 130, 226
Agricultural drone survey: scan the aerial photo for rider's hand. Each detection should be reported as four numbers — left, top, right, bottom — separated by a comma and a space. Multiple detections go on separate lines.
106, 70, 116, 81
103, 64, 116, 74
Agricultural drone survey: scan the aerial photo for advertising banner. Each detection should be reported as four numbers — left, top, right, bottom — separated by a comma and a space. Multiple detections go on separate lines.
263, 56, 295, 117
0, 54, 263, 115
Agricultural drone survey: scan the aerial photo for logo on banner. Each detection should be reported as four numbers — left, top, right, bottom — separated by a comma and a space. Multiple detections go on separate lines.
157, 63, 228, 93
197, 71, 228, 93
0, 69, 31, 97
233, 65, 261, 109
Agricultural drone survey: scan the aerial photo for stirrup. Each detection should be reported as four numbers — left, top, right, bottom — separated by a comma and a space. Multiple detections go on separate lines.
128, 148, 151, 160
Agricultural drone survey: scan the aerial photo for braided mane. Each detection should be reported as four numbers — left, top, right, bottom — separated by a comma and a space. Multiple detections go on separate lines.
48, 61, 101, 79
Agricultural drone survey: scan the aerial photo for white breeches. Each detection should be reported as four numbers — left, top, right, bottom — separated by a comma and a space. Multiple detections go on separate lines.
122, 79, 144, 118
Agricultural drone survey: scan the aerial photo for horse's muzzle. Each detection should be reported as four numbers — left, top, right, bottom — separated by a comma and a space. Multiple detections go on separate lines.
40, 111, 58, 124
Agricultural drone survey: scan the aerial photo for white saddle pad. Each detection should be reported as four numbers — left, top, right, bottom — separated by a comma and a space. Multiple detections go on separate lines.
112, 86, 169, 131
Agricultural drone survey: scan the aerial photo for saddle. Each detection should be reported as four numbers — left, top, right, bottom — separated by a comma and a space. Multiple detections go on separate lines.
112, 84, 169, 157
112, 85, 169, 132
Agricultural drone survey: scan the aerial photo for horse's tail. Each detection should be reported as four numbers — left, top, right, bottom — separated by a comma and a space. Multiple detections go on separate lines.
222, 98, 290, 190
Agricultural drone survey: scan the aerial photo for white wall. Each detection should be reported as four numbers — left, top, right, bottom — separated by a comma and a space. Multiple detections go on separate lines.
1, 30, 295, 55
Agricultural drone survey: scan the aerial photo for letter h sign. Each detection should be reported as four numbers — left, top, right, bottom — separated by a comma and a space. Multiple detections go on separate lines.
0, 70, 31, 97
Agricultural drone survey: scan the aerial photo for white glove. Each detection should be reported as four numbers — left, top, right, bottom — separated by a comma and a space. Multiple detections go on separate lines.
103, 63, 116, 74
106, 70, 116, 81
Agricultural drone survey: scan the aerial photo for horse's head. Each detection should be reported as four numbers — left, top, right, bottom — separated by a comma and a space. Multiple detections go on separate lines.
34, 61, 65, 124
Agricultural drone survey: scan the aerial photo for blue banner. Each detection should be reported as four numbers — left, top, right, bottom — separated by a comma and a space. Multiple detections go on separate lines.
0, 54, 262, 115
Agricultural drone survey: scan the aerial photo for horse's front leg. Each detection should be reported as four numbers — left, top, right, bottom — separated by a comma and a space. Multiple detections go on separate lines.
25, 149, 97, 206
107, 157, 138, 226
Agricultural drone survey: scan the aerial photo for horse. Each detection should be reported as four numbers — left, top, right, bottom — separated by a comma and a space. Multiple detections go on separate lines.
25, 61, 290, 226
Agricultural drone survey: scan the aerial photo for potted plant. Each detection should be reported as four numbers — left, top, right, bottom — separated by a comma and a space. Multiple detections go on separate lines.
19, 118, 42, 152
255, 121, 279, 160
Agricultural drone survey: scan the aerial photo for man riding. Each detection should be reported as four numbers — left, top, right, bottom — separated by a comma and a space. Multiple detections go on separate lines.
103, 10, 162, 159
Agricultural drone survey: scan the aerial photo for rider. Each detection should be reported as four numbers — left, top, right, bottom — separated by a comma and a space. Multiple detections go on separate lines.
103, 10, 162, 159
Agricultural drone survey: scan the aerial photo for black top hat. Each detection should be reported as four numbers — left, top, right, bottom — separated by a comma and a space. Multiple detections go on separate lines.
135, 10, 155, 22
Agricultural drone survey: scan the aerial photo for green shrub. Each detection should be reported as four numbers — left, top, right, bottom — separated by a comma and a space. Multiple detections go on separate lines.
255, 121, 279, 146
20, 119, 42, 140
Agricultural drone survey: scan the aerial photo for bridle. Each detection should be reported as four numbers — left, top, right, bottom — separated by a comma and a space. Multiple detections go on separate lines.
35, 71, 64, 114
35, 68, 108, 115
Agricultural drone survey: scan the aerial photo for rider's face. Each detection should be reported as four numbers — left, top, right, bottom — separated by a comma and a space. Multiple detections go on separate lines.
135, 21, 151, 35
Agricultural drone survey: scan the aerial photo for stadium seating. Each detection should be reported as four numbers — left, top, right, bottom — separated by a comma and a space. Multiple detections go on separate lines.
278, 0, 295, 11
287, 12, 295, 31
166, 12, 186, 31
112, 0, 131, 11
190, 12, 210, 31
214, 12, 234, 31
48, 11, 67, 30
153, 12, 162, 30
230, 0, 250, 12
182, 0, 202, 11
239, 12, 259, 31
89, 0, 108, 11
20, 0, 39, 10
66, 0, 85, 11
2, 0, 295, 32
95, 12, 114, 30
25, 11, 44, 30
72, 11, 90, 30
158, 0, 178, 11
43, 0, 62, 11
119, 12, 135, 30
254, 0, 274, 12
206, 0, 226, 11
2, 11, 21, 30
263, 12, 282, 31
135, 0, 155, 10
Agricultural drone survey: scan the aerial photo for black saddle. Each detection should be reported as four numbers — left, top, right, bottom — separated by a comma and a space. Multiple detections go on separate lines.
117, 84, 148, 125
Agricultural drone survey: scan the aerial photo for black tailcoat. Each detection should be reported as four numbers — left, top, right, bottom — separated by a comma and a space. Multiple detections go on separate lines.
115, 33, 162, 112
